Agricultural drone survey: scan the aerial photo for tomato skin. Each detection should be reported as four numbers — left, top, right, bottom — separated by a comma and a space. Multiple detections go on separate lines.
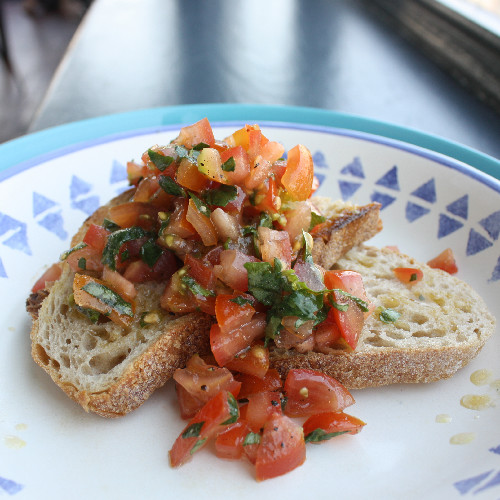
123, 250, 179, 283
31, 263, 62, 293
108, 202, 159, 230
215, 421, 253, 460
225, 344, 269, 379
173, 117, 215, 149
245, 391, 282, 432
215, 293, 255, 333
185, 254, 216, 290
169, 390, 239, 467
255, 414, 306, 481
284, 369, 355, 418
186, 198, 218, 247
236, 368, 283, 399
302, 412, 366, 440
219, 146, 251, 186
64, 244, 104, 273
83, 224, 110, 252
427, 248, 458, 274
214, 249, 259, 292
393, 267, 424, 284
176, 158, 212, 192
280, 144, 314, 201
258, 226, 292, 268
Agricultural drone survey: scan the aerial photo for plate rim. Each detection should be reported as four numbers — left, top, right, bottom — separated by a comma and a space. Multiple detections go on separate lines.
1, 103, 499, 181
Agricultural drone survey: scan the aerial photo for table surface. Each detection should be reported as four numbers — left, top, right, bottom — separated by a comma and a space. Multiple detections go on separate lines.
29, 0, 500, 161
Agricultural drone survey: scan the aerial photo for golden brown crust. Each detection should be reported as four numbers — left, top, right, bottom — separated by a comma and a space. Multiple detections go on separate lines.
312, 203, 382, 269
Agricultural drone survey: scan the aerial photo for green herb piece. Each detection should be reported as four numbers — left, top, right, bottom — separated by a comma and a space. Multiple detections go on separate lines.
120, 249, 130, 262
244, 260, 287, 307
102, 218, 121, 232
60, 242, 87, 261
304, 429, 348, 443
158, 175, 187, 197
81, 281, 133, 317
192, 142, 210, 151
221, 156, 236, 172
77, 257, 87, 270
328, 295, 349, 312
182, 422, 205, 439
221, 393, 239, 425
230, 296, 253, 306
309, 211, 326, 231
190, 438, 208, 455
189, 192, 211, 217
147, 149, 174, 171
243, 432, 261, 446
379, 307, 401, 323
101, 226, 147, 270
258, 212, 273, 229
204, 185, 238, 207
181, 274, 215, 298
75, 305, 101, 323
140, 239, 163, 268
410, 273, 418, 282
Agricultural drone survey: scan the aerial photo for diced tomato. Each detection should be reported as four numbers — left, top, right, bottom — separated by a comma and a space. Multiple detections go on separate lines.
253, 177, 280, 214
166, 198, 197, 239
176, 158, 212, 192
186, 198, 218, 246
280, 144, 314, 201
213, 249, 259, 292
247, 129, 268, 162
215, 293, 255, 332
225, 124, 261, 150
210, 313, 267, 366
73, 273, 134, 328
393, 267, 424, 285
258, 227, 292, 268
185, 254, 217, 290
225, 344, 269, 379
64, 244, 104, 273
311, 175, 320, 195
173, 354, 241, 419
283, 201, 312, 244
31, 263, 62, 293
255, 414, 306, 481
196, 148, 228, 184
215, 421, 255, 460
314, 308, 343, 351
245, 391, 282, 432
160, 269, 199, 313
102, 266, 137, 301
123, 250, 179, 283
132, 176, 160, 203
236, 368, 283, 399
108, 202, 159, 230
293, 256, 324, 292
173, 117, 215, 149
169, 390, 239, 467
219, 146, 251, 186
283, 369, 355, 418
427, 248, 458, 274
83, 224, 110, 252
302, 412, 366, 441
126, 160, 149, 186
223, 185, 247, 217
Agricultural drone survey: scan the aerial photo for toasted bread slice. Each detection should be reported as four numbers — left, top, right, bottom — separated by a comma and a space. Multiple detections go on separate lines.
270, 245, 496, 388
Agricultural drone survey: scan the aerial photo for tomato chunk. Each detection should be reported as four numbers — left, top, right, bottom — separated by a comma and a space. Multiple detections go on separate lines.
31, 263, 62, 293
215, 421, 254, 460
169, 390, 239, 467
255, 414, 306, 481
302, 412, 366, 443
280, 144, 314, 201
236, 368, 283, 399
284, 369, 355, 418
225, 344, 269, 379
245, 391, 282, 432
427, 248, 458, 274
393, 267, 424, 284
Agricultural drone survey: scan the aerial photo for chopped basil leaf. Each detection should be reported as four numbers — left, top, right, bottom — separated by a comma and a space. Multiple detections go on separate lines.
101, 226, 147, 270
148, 149, 174, 171
204, 185, 237, 207
120, 249, 130, 262
230, 296, 253, 306
221, 156, 236, 172
309, 211, 326, 231
102, 218, 121, 232
60, 242, 87, 261
81, 281, 133, 317
410, 273, 418, 282
243, 432, 261, 446
244, 260, 287, 306
182, 421, 205, 439
75, 305, 101, 323
158, 175, 187, 197
304, 429, 348, 443
140, 239, 163, 268
189, 192, 211, 217
181, 274, 215, 298
328, 295, 349, 312
221, 393, 239, 425
379, 307, 401, 323
192, 142, 210, 151
174, 145, 200, 163
190, 438, 207, 455
77, 257, 87, 270
259, 212, 273, 229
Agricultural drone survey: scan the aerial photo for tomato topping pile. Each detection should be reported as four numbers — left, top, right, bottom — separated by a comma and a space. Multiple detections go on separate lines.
170, 361, 365, 480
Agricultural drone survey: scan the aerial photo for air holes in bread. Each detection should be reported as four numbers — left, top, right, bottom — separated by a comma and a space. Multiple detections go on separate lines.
34, 343, 50, 366
89, 352, 128, 374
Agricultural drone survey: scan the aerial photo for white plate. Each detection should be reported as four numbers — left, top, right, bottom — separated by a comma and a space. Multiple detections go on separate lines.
1, 107, 499, 499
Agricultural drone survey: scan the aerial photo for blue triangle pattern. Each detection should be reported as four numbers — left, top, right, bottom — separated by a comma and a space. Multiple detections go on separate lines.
110, 160, 128, 183
466, 229, 493, 256
33, 192, 57, 217
0, 213, 31, 255
474, 470, 500, 494
446, 195, 468, 219
38, 212, 68, 240
70, 175, 92, 199
488, 256, 500, 282
370, 191, 396, 209
312, 151, 328, 169
0, 476, 24, 495
453, 470, 494, 495
340, 157, 364, 178
0, 257, 6, 278
315, 172, 326, 188
71, 195, 100, 216
479, 210, 500, 240
405, 202, 430, 222
375, 166, 399, 190
490, 445, 500, 455
411, 178, 436, 203
338, 180, 362, 200
438, 214, 463, 238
